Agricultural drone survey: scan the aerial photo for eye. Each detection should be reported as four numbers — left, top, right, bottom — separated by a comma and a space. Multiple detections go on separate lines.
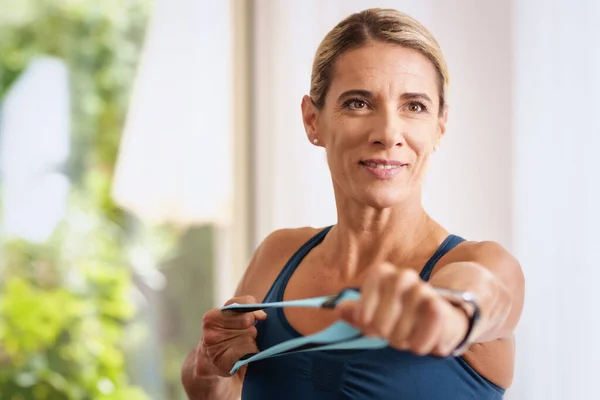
407, 102, 427, 113
344, 98, 369, 110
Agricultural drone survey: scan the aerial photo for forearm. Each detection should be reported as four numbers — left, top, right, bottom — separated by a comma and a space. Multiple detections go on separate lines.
181, 347, 241, 400
429, 261, 513, 343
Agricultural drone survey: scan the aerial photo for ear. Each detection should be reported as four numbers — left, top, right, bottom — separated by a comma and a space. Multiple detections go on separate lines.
301, 95, 322, 147
435, 104, 449, 149
438, 104, 449, 137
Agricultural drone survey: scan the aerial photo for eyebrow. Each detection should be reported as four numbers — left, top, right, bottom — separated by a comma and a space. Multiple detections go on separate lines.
400, 92, 433, 104
337, 89, 374, 102
337, 90, 433, 104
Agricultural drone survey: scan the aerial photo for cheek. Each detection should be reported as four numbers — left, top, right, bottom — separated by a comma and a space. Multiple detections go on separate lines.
324, 123, 365, 181
405, 122, 437, 155
325, 118, 365, 153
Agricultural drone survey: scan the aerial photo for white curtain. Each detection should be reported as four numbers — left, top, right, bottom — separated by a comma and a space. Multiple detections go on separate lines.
111, 0, 233, 228
252, 1, 600, 399
109, 0, 237, 394
511, 1, 600, 399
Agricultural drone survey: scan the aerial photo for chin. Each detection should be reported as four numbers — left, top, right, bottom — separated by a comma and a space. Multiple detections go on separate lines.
357, 187, 411, 209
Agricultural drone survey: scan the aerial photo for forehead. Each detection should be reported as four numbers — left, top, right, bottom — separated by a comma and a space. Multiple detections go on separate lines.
327, 42, 439, 97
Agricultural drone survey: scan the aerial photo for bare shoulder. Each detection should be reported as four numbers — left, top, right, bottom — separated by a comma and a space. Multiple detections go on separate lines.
234, 226, 325, 302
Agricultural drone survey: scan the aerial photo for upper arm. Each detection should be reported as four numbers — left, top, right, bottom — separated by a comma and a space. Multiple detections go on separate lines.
233, 227, 320, 302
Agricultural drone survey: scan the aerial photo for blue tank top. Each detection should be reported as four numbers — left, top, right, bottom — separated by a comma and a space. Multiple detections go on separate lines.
241, 226, 505, 399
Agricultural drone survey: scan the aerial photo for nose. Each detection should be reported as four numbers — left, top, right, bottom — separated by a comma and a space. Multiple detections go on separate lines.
368, 107, 405, 149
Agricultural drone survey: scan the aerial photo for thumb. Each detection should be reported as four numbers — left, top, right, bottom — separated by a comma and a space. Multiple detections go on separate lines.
253, 310, 268, 321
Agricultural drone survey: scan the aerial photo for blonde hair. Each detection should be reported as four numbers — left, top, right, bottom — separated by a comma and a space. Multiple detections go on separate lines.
310, 8, 449, 115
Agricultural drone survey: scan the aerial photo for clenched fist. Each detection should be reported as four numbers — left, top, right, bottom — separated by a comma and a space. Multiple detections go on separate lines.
195, 296, 267, 378
336, 264, 470, 357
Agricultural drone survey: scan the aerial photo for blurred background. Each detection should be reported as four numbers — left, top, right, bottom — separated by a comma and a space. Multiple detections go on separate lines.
0, 0, 598, 399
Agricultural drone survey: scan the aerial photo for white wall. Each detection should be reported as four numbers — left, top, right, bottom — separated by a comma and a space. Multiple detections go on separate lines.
511, 1, 600, 399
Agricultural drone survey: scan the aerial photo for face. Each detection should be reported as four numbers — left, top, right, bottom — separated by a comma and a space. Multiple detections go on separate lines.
302, 42, 447, 209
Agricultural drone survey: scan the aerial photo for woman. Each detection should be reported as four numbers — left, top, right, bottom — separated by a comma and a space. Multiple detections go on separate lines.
182, 8, 524, 400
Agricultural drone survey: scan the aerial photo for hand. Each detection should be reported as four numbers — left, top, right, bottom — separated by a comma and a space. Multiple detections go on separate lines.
196, 296, 267, 378
336, 263, 469, 357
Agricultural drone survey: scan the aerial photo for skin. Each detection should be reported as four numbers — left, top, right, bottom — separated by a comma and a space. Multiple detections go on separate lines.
181, 41, 525, 400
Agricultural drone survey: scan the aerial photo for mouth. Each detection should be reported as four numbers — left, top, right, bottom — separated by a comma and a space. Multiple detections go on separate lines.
359, 159, 407, 179
359, 159, 407, 169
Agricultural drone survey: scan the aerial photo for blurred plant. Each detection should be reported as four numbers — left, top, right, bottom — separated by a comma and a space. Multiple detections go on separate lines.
0, 0, 151, 223
0, 0, 182, 399
0, 192, 149, 400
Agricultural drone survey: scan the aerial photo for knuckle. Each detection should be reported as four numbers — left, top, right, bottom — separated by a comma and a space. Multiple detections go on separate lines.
409, 340, 424, 354
238, 295, 257, 304
388, 335, 404, 350
244, 334, 257, 346
422, 296, 440, 317
396, 268, 411, 278
413, 285, 434, 307
202, 328, 221, 346
384, 274, 404, 295
239, 313, 255, 327
403, 285, 421, 302
356, 309, 370, 327
438, 346, 452, 357
237, 335, 258, 353
223, 295, 256, 307
397, 268, 418, 282
364, 321, 382, 337
430, 302, 444, 323
439, 339, 455, 357
202, 309, 218, 326
414, 343, 430, 356
376, 261, 396, 273
246, 325, 258, 339
414, 284, 430, 298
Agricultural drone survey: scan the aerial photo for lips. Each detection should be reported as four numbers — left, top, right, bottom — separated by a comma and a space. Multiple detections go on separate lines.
359, 159, 406, 179
359, 159, 407, 168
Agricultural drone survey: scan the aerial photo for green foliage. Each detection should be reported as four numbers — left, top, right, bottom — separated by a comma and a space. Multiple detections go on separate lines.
0, 193, 147, 399
0, 0, 152, 223
0, 0, 168, 399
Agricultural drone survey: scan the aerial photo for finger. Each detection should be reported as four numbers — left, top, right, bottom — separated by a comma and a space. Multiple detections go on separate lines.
203, 324, 258, 349
203, 328, 260, 376
226, 295, 268, 320
211, 339, 259, 377
204, 308, 256, 330
253, 310, 268, 320
223, 295, 259, 307
355, 262, 395, 327
366, 269, 421, 338
216, 295, 267, 328
223, 295, 266, 314
389, 280, 423, 348
406, 295, 443, 355
335, 300, 359, 326
226, 335, 261, 369
364, 273, 405, 337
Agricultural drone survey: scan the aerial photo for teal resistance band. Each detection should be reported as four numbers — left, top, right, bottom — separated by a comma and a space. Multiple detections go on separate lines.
221, 287, 479, 375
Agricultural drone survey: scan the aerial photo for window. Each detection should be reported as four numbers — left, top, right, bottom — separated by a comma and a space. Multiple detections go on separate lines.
0, 1, 251, 399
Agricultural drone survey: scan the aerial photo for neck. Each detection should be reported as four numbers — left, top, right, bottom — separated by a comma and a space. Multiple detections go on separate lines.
324, 191, 436, 280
